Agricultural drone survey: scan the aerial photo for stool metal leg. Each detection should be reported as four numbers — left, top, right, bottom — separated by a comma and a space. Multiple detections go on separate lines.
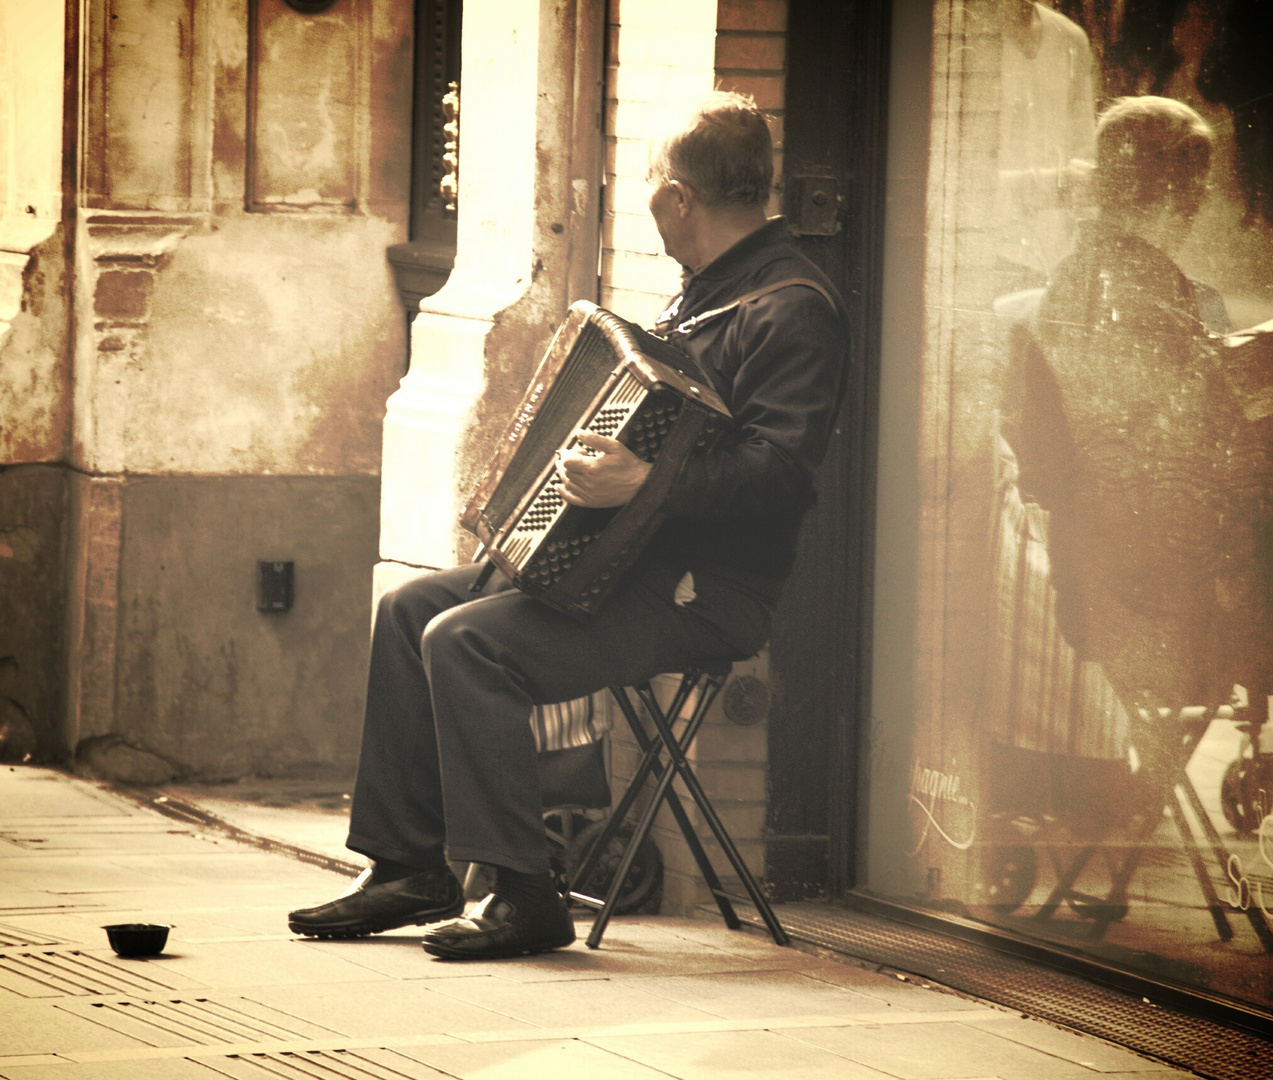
566, 675, 704, 913
580, 678, 738, 948
623, 683, 743, 927
572, 680, 740, 929
638, 682, 790, 947
570, 673, 737, 944
569, 668, 788, 949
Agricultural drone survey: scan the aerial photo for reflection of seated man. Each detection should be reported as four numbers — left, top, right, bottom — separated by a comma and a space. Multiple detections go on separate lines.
1001, 96, 1257, 712
286, 92, 848, 960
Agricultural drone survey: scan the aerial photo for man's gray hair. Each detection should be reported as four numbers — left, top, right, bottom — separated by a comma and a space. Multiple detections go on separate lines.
649, 91, 773, 209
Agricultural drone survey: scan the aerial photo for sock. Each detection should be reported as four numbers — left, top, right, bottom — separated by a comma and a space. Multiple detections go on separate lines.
493, 865, 557, 911
369, 850, 446, 884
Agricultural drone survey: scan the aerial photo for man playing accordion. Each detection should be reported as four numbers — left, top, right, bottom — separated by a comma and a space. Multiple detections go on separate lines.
289, 91, 849, 960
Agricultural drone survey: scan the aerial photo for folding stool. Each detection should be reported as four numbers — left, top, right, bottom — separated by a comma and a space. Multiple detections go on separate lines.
567, 660, 790, 949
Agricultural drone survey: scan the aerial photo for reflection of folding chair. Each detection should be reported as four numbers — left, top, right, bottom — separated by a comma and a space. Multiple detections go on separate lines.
1008, 707, 1273, 951
982, 444, 1273, 952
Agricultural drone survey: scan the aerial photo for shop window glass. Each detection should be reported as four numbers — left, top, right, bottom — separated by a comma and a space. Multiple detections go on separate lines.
871, 0, 1273, 1014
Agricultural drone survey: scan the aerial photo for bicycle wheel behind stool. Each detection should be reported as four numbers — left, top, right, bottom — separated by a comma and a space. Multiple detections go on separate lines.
563, 817, 662, 915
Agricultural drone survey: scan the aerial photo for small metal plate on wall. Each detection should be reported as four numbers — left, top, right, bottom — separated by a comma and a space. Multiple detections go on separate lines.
256, 561, 294, 613
788, 175, 841, 236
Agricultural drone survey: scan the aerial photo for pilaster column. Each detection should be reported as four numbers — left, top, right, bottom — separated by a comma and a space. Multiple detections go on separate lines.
377, 0, 604, 593
379, 0, 543, 577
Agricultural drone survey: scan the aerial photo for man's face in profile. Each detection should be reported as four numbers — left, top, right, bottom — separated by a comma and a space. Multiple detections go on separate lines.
647, 171, 690, 267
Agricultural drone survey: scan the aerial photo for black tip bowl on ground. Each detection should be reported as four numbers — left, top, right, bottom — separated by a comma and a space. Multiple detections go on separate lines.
103, 923, 171, 957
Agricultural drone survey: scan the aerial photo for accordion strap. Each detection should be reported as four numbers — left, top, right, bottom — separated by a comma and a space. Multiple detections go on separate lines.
659, 276, 835, 338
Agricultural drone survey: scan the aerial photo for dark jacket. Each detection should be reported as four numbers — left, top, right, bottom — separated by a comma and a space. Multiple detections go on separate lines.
647, 217, 850, 581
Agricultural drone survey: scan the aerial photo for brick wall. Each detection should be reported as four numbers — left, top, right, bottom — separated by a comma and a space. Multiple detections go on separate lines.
600, 0, 789, 914
600, 0, 787, 326
715, 0, 787, 216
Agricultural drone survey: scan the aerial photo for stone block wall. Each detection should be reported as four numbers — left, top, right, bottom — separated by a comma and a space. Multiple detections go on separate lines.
0, 0, 417, 776
601, 0, 787, 327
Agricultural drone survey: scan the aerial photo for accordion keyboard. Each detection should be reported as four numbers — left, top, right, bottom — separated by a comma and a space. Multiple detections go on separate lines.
500, 374, 683, 575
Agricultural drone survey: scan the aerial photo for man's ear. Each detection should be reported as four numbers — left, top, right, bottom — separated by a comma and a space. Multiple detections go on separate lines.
668, 179, 695, 218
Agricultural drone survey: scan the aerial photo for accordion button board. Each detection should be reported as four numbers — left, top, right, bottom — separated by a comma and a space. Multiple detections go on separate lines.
461, 301, 731, 619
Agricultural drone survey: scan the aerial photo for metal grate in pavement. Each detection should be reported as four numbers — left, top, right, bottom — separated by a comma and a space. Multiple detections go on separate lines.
0, 949, 193, 998
196, 1048, 445, 1079
745, 899, 1272, 1080
59, 997, 331, 1047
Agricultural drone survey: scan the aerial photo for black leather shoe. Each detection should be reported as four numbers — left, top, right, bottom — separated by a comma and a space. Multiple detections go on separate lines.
421, 891, 576, 959
288, 867, 464, 938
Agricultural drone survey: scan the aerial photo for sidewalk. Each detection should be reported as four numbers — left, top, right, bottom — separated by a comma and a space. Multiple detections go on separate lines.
0, 765, 1196, 1080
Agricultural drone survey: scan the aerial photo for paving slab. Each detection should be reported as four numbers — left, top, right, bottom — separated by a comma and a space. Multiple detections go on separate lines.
780, 1020, 1183, 1080
976, 1014, 1204, 1074
236, 978, 543, 1037
420, 969, 724, 1028
790, 959, 996, 1012
0, 1000, 153, 1056
397, 1036, 679, 1079
616, 967, 904, 1020
205, 1047, 454, 1079
585, 1027, 900, 1079
0, 1058, 225, 1080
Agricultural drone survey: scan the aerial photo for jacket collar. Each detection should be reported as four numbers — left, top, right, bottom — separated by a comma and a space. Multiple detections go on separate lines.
682, 217, 790, 288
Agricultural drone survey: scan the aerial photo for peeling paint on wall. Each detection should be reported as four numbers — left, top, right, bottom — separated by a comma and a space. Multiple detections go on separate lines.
0, 221, 71, 463
74, 213, 405, 476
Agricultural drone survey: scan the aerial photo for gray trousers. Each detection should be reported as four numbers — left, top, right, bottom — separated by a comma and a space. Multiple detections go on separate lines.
346, 555, 776, 874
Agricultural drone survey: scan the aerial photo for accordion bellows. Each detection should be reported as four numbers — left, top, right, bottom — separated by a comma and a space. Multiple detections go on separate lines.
461, 300, 731, 618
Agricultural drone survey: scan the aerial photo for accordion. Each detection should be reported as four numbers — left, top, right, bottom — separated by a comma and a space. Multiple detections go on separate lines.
461, 300, 731, 618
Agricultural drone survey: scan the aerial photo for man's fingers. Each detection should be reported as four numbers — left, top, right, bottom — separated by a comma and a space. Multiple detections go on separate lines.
557, 450, 593, 481
574, 431, 625, 454
559, 478, 588, 505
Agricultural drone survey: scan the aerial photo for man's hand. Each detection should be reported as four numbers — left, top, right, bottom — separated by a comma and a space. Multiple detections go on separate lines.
557, 431, 652, 507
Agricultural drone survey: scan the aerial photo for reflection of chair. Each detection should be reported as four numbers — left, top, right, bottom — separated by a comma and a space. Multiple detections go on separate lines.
567, 662, 789, 950
1220, 699, 1273, 835
982, 446, 1273, 951
996, 706, 1273, 951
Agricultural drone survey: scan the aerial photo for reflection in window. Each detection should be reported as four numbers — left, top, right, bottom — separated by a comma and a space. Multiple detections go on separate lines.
892, 0, 1273, 1014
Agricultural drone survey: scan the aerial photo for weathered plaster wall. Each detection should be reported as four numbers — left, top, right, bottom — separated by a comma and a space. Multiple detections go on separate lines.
0, 0, 71, 463
57, 0, 414, 776
0, 2, 72, 762
74, 212, 403, 477
0, 465, 67, 763
114, 476, 380, 779
0, 221, 71, 464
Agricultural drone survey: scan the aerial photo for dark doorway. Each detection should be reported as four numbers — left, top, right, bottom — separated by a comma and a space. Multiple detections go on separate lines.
765, 0, 891, 900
